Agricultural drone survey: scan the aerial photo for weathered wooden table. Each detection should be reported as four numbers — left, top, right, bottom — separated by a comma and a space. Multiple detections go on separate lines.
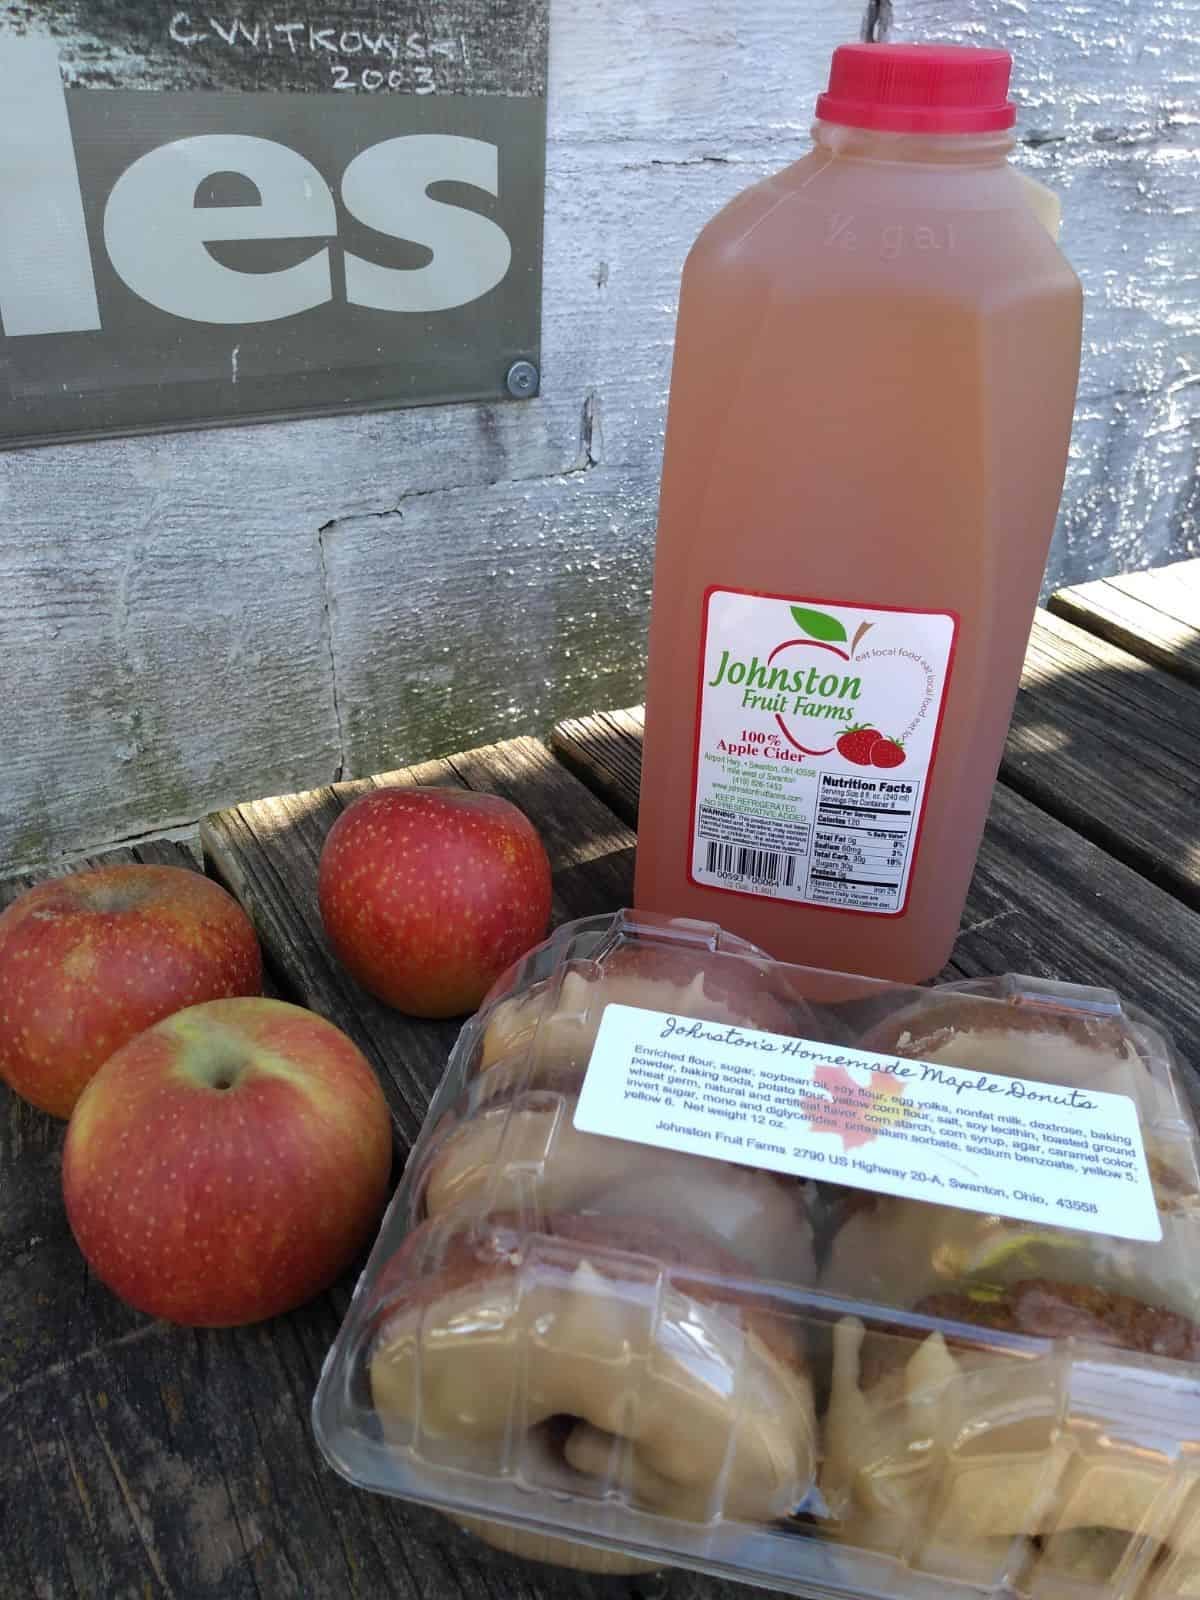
4, 559, 1200, 1599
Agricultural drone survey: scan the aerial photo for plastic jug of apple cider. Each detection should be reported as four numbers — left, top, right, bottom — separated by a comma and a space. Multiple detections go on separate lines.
633, 44, 1082, 984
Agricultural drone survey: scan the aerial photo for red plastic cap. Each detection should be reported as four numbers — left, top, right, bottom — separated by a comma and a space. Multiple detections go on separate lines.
816, 43, 1016, 134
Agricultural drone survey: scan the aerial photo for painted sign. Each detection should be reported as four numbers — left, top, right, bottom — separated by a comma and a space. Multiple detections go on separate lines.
0, 4, 548, 447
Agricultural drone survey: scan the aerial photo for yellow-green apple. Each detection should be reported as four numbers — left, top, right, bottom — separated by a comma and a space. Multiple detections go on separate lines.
0, 864, 263, 1119
62, 997, 392, 1327
318, 787, 553, 1018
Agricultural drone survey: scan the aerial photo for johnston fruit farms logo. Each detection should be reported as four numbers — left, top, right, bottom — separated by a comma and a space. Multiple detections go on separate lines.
707, 603, 938, 763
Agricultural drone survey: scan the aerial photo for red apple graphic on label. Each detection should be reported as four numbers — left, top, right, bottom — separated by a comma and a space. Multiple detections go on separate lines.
771, 608, 874, 756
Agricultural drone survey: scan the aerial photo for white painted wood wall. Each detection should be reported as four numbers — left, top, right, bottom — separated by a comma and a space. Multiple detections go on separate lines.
2, 0, 1197, 873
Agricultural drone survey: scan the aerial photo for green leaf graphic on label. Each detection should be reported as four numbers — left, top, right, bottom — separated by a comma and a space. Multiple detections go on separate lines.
790, 606, 848, 643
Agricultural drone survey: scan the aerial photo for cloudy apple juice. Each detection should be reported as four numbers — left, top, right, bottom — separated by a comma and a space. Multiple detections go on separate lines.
633, 44, 1082, 983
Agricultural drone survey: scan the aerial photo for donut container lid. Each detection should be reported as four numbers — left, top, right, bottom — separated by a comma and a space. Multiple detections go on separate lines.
313, 909, 1200, 1600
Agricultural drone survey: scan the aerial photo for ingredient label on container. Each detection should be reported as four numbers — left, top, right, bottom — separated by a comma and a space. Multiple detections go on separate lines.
689, 589, 957, 915
575, 1005, 1162, 1243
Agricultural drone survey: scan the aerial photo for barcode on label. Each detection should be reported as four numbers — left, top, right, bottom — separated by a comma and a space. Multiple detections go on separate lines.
705, 842, 798, 887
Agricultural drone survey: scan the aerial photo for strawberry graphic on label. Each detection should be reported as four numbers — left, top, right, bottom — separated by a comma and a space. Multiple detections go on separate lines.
834, 725, 879, 765
872, 736, 906, 769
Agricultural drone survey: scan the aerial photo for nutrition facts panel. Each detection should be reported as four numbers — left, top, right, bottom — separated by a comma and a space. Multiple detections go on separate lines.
805, 774, 921, 913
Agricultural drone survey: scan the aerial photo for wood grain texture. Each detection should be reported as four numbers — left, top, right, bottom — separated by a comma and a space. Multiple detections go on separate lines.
200, 735, 636, 1142
948, 783, 1200, 1120
548, 704, 1200, 1097
1004, 605, 1200, 904
1049, 559, 1200, 685
4, 0, 1199, 873
552, 707, 646, 827
2, 1242, 729, 1600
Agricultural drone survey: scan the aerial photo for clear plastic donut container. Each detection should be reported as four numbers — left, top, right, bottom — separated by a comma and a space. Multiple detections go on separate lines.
313, 909, 1200, 1599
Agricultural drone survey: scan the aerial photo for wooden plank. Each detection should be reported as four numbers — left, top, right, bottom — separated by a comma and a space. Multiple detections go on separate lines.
4, 1284, 725, 1600
0, 450, 345, 873
201, 736, 637, 1146
0, 844, 200, 1599
549, 708, 1200, 1090
0, 837, 202, 903
1003, 607, 1200, 904
552, 707, 645, 828
1049, 560, 1200, 687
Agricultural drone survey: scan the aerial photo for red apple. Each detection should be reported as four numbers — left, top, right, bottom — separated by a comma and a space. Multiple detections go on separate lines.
62, 997, 393, 1327
0, 864, 263, 1119
318, 787, 553, 1018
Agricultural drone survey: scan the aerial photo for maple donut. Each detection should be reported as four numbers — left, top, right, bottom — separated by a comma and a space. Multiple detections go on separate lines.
817, 988, 1200, 1586
821, 992, 1200, 1319
859, 987, 1177, 1109
1140, 1544, 1200, 1598
822, 1289, 1200, 1583
368, 1213, 818, 1571
475, 941, 813, 1092
1033, 1530, 1146, 1591
819, 1171, 1200, 1325
420, 1094, 817, 1286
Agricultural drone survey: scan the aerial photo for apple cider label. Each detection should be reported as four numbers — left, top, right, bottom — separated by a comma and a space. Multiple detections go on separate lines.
690, 588, 957, 916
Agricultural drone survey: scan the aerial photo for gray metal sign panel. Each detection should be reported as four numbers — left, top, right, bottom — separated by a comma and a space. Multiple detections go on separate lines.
0, 4, 548, 447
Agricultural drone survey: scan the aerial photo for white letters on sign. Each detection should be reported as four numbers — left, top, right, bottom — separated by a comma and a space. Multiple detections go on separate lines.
104, 136, 338, 324
342, 136, 512, 313
0, 34, 515, 337
0, 36, 101, 336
